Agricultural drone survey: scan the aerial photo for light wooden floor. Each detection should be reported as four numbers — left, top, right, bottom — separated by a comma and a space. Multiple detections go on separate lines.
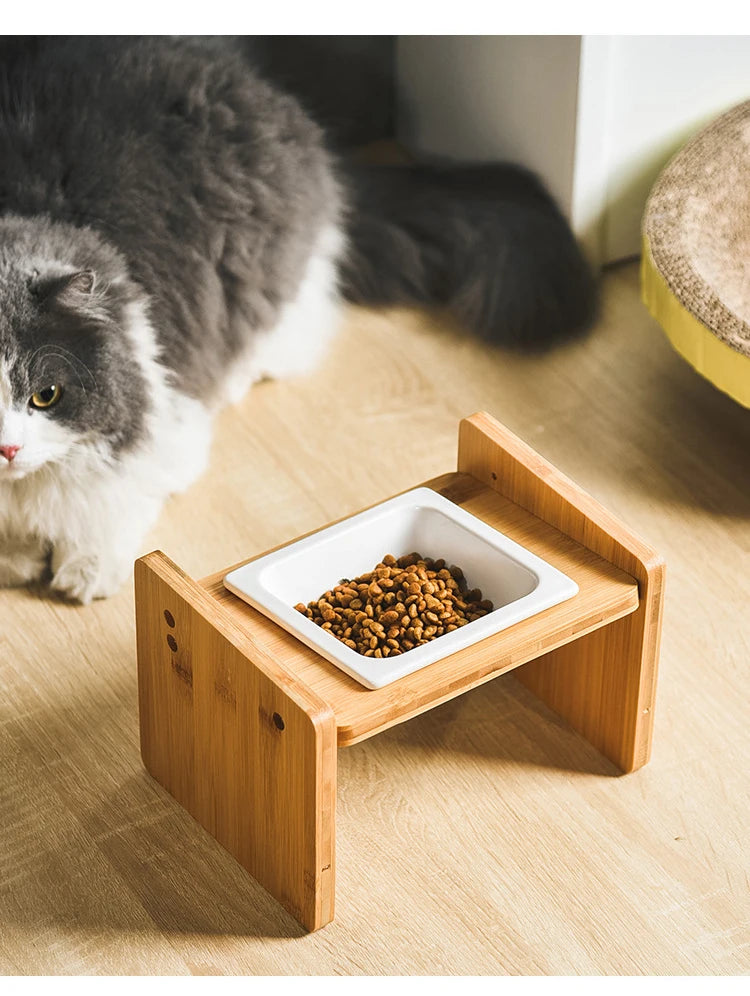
1, 262, 748, 976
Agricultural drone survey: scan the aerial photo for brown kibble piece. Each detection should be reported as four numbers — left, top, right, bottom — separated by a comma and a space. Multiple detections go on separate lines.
295, 552, 494, 660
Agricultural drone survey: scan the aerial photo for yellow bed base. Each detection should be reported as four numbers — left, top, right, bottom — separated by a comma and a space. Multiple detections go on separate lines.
641, 236, 750, 409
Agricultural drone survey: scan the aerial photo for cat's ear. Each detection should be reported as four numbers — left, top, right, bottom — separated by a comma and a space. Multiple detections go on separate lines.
64, 269, 97, 296
33, 269, 97, 306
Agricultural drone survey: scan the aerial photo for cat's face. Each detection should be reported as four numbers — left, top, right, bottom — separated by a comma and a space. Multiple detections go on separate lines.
0, 266, 149, 481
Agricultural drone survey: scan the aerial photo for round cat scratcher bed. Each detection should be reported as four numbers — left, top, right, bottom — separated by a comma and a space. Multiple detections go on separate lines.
642, 100, 750, 408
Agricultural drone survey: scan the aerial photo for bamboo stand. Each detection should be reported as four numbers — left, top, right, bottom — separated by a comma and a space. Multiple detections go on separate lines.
135, 412, 665, 931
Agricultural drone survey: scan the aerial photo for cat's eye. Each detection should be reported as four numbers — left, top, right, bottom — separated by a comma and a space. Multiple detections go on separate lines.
29, 385, 62, 409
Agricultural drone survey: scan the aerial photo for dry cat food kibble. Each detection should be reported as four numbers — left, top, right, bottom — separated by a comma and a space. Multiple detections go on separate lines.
294, 552, 494, 659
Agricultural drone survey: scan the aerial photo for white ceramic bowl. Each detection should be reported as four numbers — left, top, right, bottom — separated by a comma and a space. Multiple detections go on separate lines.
223, 487, 578, 690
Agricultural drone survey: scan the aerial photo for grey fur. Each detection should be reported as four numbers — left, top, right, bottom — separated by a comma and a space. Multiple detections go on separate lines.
0, 36, 596, 442
0, 37, 342, 412
0, 36, 598, 603
340, 162, 598, 349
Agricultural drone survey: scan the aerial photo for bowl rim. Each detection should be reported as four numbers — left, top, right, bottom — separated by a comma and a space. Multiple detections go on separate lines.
223, 486, 578, 689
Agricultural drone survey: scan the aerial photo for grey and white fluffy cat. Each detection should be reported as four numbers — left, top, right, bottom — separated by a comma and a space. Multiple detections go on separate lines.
0, 37, 596, 603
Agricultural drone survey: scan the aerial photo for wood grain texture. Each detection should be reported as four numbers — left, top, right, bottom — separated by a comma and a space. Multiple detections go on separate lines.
199, 472, 639, 746
1, 262, 748, 973
135, 553, 336, 931
457, 412, 666, 773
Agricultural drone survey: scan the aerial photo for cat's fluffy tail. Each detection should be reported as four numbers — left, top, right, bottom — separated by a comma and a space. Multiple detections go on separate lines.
338, 161, 598, 349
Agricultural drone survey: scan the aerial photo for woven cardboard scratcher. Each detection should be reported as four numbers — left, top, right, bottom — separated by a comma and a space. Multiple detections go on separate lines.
642, 99, 750, 408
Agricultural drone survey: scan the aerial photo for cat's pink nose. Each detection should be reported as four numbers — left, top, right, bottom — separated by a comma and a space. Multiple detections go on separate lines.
0, 444, 21, 462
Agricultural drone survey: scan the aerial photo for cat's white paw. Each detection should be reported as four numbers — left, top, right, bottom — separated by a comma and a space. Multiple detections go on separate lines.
51, 553, 100, 604
50, 551, 130, 604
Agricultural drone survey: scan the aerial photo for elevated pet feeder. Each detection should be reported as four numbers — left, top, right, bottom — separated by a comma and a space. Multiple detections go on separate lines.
134, 411, 665, 931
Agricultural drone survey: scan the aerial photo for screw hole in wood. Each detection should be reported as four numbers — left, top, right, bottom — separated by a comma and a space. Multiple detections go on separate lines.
164, 609, 175, 628
166, 634, 178, 652
272, 712, 285, 731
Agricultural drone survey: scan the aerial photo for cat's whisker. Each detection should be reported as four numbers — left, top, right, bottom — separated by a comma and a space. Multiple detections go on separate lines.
28, 345, 96, 394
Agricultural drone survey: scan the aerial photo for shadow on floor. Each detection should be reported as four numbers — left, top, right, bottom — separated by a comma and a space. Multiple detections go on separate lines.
345, 671, 619, 780
0, 662, 305, 942
584, 266, 750, 518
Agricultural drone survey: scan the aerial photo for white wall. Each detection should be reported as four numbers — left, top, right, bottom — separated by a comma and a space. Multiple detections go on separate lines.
396, 36, 581, 218
590, 35, 750, 262
396, 36, 750, 265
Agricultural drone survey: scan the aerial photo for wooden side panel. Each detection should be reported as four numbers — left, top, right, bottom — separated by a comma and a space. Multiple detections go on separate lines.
135, 552, 336, 931
457, 411, 665, 773
137, 564, 197, 814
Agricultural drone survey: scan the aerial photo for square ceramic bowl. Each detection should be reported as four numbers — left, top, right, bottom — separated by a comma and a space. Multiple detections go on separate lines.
223, 487, 578, 690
